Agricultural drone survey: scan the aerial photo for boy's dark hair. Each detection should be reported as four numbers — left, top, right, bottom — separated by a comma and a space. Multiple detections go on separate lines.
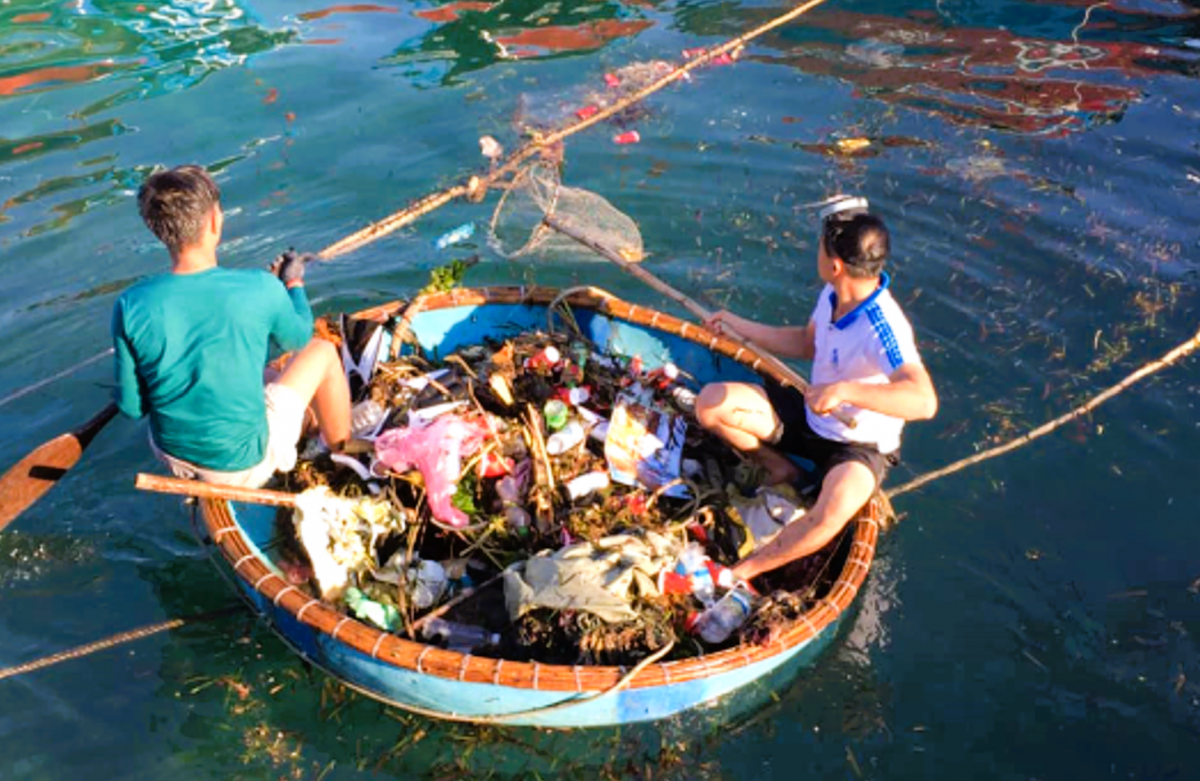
822, 212, 890, 278
137, 165, 221, 253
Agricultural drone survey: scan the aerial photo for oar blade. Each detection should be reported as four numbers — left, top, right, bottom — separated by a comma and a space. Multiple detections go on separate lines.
0, 433, 84, 531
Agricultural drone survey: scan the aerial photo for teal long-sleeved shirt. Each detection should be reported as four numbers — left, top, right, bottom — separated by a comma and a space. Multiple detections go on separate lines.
112, 267, 313, 471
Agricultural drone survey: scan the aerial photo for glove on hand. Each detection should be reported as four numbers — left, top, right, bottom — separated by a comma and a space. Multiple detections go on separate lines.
271, 248, 315, 286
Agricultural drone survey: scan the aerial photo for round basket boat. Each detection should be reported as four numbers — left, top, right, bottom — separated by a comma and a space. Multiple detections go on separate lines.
195, 285, 884, 728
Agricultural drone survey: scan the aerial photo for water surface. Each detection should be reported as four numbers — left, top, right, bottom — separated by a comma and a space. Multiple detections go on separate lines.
2, 0, 1199, 778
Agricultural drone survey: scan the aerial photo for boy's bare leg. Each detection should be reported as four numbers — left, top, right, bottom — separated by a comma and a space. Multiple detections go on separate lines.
732, 460, 875, 580
277, 339, 351, 449
695, 382, 800, 485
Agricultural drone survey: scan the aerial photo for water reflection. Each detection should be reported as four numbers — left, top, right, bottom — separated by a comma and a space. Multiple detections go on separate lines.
684, 5, 1195, 137
379, 0, 654, 83
0, 0, 296, 237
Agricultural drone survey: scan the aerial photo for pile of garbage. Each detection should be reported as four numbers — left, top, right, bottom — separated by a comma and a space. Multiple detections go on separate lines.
275, 318, 850, 666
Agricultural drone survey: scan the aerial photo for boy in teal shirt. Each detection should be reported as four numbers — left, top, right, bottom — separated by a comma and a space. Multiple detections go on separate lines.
113, 165, 350, 487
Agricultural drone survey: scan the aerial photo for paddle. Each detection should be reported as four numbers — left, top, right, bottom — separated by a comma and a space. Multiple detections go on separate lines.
0, 403, 118, 531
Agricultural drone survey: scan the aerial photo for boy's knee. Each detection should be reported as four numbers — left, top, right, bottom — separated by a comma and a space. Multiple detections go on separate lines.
695, 383, 728, 429
307, 337, 340, 366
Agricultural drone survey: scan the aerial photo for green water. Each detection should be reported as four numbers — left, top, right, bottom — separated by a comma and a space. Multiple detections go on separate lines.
2, 0, 1199, 777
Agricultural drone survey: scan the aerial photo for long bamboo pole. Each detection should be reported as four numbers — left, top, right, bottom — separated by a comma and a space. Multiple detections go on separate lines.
887, 326, 1200, 499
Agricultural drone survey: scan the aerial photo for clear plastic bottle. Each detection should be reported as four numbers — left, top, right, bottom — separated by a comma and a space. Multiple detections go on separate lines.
420, 617, 500, 650
350, 399, 387, 437
545, 420, 585, 455
669, 385, 697, 415
676, 542, 715, 605
496, 474, 531, 531
408, 559, 447, 610
695, 585, 754, 644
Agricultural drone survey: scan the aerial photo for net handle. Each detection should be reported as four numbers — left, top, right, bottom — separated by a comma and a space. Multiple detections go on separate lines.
542, 215, 856, 428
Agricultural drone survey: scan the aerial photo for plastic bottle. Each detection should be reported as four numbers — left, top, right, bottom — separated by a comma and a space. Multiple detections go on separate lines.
350, 399, 387, 437
420, 617, 500, 651
545, 420, 585, 455
695, 585, 754, 644
646, 362, 680, 390
524, 345, 561, 372
543, 399, 569, 430
613, 130, 640, 145
409, 559, 447, 610
669, 386, 697, 415
676, 542, 715, 605
433, 221, 475, 250
565, 471, 610, 500
566, 386, 590, 406
569, 341, 590, 370
496, 474, 531, 532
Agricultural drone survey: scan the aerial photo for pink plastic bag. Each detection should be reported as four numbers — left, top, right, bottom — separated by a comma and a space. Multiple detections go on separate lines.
375, 415, 489, 527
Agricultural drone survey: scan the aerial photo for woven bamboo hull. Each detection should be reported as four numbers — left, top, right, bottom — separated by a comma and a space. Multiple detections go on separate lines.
197, 286, 881, 728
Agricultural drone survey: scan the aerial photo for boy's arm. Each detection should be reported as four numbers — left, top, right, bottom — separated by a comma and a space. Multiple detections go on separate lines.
705, 310, 815, 360
267, 275, 315, 352
807, 362, 938, 421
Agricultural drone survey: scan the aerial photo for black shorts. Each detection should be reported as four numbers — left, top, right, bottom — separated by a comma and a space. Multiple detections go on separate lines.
764, 381, 898, 488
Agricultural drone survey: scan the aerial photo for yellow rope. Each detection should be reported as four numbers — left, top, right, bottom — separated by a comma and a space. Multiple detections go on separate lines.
315, 0, 835, 261
887, 327, 1200, 499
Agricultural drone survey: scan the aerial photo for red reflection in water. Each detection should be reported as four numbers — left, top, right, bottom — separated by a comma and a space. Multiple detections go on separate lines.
766, 11, 1155, 135
413, 1, 494, 23
303, 38, 344, 45
298, 4, 399, 21
12, 142, 44, 155
492, 19, 653, 58
12, 12, 52, 23
0, 62, 115, 96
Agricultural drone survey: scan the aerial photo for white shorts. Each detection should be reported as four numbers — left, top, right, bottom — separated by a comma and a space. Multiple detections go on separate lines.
153, 383, 308, 489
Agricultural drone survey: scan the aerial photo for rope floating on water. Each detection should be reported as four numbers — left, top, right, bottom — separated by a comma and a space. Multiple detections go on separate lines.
315, 0, 836, 260
0, 347, 114, 410
0, 604, 243, 682
887, 326, 1200, 499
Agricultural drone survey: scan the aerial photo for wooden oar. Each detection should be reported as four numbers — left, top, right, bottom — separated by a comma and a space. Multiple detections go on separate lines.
543, 214, 857, 429
0, 403, 119, 531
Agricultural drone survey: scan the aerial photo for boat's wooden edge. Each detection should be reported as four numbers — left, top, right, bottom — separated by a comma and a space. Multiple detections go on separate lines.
199, 286, 879, 693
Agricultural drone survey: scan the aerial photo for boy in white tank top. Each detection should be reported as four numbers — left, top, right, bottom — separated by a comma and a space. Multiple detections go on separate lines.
695, 197, 938, 582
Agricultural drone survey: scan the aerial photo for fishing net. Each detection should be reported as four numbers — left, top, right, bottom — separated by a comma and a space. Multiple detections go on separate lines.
488, 159, 645, 263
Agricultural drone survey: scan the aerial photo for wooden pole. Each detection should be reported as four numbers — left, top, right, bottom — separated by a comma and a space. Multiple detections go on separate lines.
544, 214, 858, 429
134, 473, 299, 507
